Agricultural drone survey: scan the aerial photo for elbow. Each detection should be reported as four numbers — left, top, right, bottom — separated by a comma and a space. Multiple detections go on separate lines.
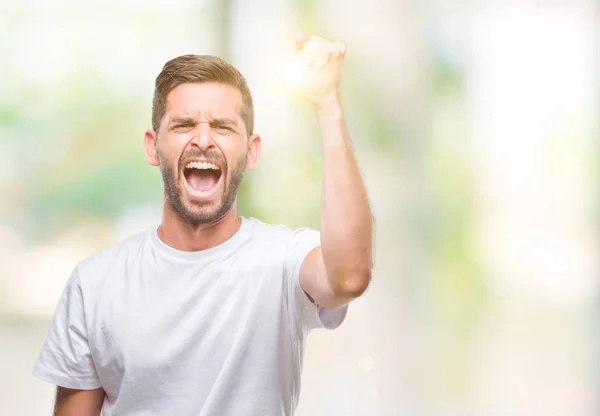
337, 271, 371, 299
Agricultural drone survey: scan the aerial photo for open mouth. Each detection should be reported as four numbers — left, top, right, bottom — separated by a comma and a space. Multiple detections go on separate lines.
183, 161, 223, 195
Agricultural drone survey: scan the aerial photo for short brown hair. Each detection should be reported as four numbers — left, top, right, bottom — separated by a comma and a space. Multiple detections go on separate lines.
152, 55, 254, 135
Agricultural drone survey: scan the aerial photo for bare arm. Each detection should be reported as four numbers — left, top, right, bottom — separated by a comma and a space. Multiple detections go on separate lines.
299, 96, 373, 309
296, 35, 373, 309
54, 386, 105, 416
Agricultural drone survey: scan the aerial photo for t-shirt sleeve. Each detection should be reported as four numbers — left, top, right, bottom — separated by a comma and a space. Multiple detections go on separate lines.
33, 266, 101, 390
284, 227, 348, 335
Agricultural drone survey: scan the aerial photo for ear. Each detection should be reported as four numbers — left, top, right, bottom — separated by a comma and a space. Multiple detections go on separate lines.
245, 134, 262, 171
144, 129, 160, 167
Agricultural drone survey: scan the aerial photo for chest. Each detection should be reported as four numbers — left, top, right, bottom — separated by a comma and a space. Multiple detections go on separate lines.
87, 255, 290, 395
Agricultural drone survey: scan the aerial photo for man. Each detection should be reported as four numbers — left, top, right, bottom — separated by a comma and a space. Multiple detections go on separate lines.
33, 34, 373, 416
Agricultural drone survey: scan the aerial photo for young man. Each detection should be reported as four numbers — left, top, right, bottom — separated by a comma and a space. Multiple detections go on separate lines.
33, 34, 373, 416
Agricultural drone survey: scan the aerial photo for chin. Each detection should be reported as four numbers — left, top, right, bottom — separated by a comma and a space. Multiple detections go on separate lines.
163, 170, 239, 226
176, 192, 234, 226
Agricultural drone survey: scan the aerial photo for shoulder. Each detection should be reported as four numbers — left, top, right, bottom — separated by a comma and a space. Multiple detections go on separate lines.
246, 217, 289, 237
244, 217, 320, 255
245, 217, 318, 243
76, 226, 153, 286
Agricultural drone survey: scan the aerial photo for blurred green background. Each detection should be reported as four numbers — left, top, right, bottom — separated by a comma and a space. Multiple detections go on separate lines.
1, 0, 598, 415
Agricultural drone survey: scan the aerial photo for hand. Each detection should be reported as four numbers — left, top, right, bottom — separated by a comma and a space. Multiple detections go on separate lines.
295, 34, 346, 108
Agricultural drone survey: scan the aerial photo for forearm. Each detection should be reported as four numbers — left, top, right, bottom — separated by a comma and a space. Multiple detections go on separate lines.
316, 94, 373, 296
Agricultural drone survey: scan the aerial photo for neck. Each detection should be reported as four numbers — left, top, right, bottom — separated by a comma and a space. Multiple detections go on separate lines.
157, 199, 242, 252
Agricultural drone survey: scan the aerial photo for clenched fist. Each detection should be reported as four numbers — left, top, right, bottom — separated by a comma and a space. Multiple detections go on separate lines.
295, 34, 346, 108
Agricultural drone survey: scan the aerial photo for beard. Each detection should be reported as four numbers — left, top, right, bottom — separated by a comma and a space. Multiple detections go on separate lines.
158, 148, 246, 226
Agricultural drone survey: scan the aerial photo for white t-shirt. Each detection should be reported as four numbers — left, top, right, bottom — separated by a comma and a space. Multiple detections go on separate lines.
33, 217, 347, 416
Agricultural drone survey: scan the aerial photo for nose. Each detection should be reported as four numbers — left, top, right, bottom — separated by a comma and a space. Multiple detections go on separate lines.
191, 122, 214, 150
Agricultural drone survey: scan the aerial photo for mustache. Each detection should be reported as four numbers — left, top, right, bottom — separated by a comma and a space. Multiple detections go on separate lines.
178, 150, 226, 170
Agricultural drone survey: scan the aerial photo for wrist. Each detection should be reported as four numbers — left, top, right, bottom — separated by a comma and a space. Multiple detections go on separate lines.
312, 91, 342, 117
313, 93, 347, 147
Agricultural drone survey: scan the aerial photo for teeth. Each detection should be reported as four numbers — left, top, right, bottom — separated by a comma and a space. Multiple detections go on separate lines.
185, 161, 220, 170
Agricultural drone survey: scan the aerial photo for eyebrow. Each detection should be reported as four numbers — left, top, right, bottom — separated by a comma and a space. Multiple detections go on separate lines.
168, 117, 239, 128
168, 117, 196, 127
209, 117, 239, 128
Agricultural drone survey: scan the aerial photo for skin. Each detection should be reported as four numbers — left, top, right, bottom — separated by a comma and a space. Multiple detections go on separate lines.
293, 34, 373, 308
54, 34, 373, 414
53, 387, 104, 416
145, 81, 262, 252
144, 82, 261, 251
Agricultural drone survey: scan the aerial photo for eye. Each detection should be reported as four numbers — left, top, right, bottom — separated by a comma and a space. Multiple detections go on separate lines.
214, 124, 233, 133
173, 124, 194, 132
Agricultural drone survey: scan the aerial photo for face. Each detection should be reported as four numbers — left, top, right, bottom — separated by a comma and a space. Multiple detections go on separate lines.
144, 82, 260, 226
